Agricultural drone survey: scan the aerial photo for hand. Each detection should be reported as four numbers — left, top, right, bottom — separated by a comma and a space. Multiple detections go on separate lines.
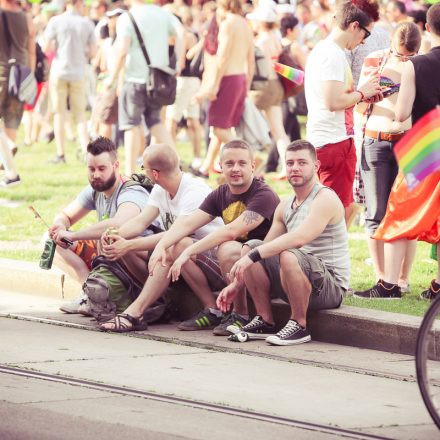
168, 251, 191, 282
229, 255, 253, 284
52, 229, 74, 248
148, 246, 168, 276
101, 234, 128, 261
48, 224, 65, 241
358, 70, 381, 99
363, 92, 384, 104
216, 282, 241, 313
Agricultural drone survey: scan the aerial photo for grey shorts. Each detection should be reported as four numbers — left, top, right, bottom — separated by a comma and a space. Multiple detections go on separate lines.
246, 240, 343, 311
118, 82, 161, 130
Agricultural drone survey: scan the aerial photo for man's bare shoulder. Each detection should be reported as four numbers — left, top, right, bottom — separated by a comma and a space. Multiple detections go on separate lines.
312, 187, 344, 221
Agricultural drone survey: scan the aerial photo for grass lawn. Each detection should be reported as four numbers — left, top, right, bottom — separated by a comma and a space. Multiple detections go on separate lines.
0, 128, 436, 317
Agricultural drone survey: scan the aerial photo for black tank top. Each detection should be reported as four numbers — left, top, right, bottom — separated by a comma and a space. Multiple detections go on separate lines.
410, 46, 440, 124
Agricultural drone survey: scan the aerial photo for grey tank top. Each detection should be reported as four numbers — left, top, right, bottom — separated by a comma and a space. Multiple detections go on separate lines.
283, 182, 350, 289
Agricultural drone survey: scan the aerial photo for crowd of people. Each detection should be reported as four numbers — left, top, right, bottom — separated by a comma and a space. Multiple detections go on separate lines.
0, 0, 439, 345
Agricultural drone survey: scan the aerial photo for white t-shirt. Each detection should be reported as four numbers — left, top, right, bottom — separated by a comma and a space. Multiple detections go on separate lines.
147, 173, 224, 240
305, 38, 355, 148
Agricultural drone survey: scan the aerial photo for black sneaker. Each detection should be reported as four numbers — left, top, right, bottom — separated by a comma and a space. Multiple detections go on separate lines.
235, 315, 276, 340
0, 175, 20, 187
213, 312, 249, 336
177, 308, 223, 331
420, 280, 440, 301
266, 320, 311, 346
353, 280, 402, 299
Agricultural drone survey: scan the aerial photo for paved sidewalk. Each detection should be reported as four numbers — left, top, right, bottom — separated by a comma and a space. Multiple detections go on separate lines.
0, 257, 424, 355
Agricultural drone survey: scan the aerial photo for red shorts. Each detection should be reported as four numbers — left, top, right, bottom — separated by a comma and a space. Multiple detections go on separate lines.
316, 138, 356, 207
208, 74, 247, 129
73, 240, 98, 270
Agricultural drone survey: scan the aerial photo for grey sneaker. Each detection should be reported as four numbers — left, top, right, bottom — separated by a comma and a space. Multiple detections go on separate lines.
266, 320, 311, 346
234, 315, 276, 340
213, 312, 249, 336
59, 293, 88, 314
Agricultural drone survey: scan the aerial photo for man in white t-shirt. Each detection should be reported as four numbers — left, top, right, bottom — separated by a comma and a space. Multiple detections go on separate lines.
304, 0, 382, 223
100, 143, 225, 332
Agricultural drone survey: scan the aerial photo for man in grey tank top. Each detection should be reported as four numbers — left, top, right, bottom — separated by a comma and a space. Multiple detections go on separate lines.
223, 140, 350, 346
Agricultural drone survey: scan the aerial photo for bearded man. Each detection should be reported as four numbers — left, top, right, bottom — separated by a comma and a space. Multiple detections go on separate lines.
48, 136, 153, 314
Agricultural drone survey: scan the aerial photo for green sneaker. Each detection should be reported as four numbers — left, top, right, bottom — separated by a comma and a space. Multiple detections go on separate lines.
213, 312, 249, 336
177, 308, 223, 331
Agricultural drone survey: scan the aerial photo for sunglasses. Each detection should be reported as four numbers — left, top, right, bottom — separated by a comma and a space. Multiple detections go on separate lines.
359, 24, 371, 40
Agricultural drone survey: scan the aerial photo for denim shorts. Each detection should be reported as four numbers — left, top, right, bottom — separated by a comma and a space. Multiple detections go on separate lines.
118, 82, 161, 130
360, 136, 398, 235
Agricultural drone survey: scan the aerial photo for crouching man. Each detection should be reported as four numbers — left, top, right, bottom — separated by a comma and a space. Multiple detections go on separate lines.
222, 140, 350, 345
49, 136, 153, 314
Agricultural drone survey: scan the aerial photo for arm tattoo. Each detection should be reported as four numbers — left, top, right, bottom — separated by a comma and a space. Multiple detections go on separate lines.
242, 210, 260, 225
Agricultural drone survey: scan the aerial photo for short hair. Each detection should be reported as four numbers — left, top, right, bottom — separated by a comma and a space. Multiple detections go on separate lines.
335, 0, 379, 29
143, 144, 179, 174
391, 0, 406, 15
393, 22, 421, 54
286, 140, 317, 162
220, 139, 254, 160
217, 0, 242, 15
427, 3, 440, 36
280, 14, 299, 37
408, 9, 427, 28
87, 137, 117, 162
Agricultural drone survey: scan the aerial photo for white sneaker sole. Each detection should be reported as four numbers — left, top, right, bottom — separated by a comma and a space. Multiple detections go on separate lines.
265, 335, 312, 346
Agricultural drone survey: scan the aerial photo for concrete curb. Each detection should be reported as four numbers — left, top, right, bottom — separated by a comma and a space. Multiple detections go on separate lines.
0, 258, 422, 356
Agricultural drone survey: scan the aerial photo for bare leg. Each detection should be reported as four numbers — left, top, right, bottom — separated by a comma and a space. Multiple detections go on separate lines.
98, 123, 113, 139
22, 111, 32, 145
121, 250, 149, 284
398, 239, 417, 287
265, 106, 290, 176
344, 202, 357, 227
187, 117, 202, 160
243, 246, 274, 324
77, 120, 90, 154
54, 246, 90, 285
200, 127, 233, 173
368, 237, 384, 281
0, 131, 18, 179
124, 125, 143, 176
279, 251, 312, 328
383, 239, 407, 285
217, 241, 247, 315
166, 118, 178, 142
173, 238, 217, 309
53, 112, 66, 157
150, 122, 175, 147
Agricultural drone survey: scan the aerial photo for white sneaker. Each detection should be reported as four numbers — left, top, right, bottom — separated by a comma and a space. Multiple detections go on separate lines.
59, 293, 88, 314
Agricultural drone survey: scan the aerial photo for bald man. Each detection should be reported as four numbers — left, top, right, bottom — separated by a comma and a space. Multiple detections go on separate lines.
100, 144, 225, 332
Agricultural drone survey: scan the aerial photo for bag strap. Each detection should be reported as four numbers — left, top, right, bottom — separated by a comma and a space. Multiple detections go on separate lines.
1, 10, 13, 60
127, 11, 152, 67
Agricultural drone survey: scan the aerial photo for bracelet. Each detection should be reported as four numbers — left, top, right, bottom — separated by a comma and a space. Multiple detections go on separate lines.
248, 248, 262, 263
356, 89, 365, 102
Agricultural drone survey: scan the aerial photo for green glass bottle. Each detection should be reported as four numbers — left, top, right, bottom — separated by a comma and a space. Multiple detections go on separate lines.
39, 239, 56, 270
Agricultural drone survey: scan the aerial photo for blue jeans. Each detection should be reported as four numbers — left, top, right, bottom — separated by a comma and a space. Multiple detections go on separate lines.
361, 136, 399, 235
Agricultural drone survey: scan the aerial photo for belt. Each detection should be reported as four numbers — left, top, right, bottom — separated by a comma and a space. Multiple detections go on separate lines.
365, 129, 407, 142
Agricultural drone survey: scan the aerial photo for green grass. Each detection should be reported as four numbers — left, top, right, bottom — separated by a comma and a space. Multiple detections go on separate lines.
0, 128, 437, 317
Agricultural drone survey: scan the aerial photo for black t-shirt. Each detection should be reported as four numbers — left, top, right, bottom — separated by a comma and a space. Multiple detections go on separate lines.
199, 178, 280, 242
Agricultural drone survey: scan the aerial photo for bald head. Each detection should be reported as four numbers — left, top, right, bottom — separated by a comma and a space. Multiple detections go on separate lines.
143, 144, 179, 175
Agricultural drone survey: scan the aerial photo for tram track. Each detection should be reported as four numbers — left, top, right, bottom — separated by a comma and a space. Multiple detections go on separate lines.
0, 364, 394, 440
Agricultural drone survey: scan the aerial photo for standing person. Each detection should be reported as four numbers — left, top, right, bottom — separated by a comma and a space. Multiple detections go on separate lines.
43, 0, 96, 164
304, 0, 382, 224
386, 1, 409, 27
105, 0, 183, 176
194, 0, 254, 179
355, 3, 440, 300
0, 0, 35, 186
223, 140, 349, 345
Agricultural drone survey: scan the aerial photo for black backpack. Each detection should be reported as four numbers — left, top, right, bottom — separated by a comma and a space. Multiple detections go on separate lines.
35, 42, 49, 83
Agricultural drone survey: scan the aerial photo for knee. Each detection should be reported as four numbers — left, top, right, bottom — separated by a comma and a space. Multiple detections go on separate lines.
217, 241, 241, 265
279, 251, 301, 275
170, 237, 193, 260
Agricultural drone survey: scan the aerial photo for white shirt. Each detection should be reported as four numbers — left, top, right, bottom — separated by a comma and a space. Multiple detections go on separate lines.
305, 38, 355, 148
147, 173, 224, 240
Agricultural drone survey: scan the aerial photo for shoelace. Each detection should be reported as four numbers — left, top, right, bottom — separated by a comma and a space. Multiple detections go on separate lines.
244, 315, 264, 330
277, 320, 301, 338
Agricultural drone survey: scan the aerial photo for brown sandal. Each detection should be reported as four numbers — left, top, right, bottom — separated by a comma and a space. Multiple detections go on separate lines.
99, 313, 148, 333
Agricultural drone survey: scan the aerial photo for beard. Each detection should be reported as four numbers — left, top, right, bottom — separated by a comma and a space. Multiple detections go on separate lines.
90, 172, 117, 192
289, 171, 314, 188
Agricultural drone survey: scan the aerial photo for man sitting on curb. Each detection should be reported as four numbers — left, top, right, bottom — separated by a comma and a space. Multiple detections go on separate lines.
153, 139, 280, 335
221, 140, 350, 345
49, 137, 153, 314
100, 143, 225, 332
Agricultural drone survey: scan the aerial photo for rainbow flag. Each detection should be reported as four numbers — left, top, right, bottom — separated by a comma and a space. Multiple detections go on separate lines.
394, 107, 440, 190
273, 62, 304, 85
